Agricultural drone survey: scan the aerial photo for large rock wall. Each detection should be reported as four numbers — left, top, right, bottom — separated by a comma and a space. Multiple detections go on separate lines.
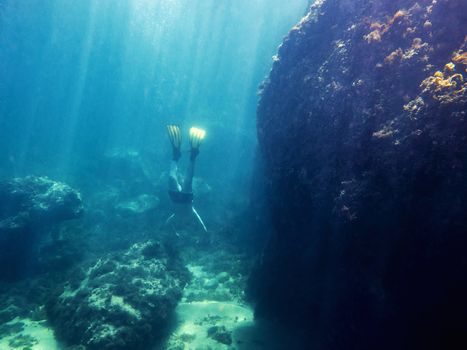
250, 0, 467, 349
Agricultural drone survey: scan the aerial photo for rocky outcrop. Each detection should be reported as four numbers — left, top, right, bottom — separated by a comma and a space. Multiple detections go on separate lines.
251, 0, 467, 349
86, 149, 159, 197
0, 176, 83, 230
46, 241, 189, 350
0, 176, 83, 280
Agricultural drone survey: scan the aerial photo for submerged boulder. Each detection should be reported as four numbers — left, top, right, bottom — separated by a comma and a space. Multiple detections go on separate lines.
88, 149, 159, 197
251, 0, 467, 349
46, 241, 189, 350
0, 176, 83, 230
114, 194, 160, 217
0, 176, 83, 280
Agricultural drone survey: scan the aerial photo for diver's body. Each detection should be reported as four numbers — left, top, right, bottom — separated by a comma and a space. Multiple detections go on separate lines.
165, 125, 207, 233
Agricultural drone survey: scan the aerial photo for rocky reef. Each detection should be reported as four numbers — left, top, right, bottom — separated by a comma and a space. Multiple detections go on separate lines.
251, 0, 467, 349
46, 240, 189, 350
0, 176, 83, 280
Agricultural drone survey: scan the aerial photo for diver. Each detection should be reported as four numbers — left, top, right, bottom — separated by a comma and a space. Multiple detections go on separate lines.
165, 124, 208, 234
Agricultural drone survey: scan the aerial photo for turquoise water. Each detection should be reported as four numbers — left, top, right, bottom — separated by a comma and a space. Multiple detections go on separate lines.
0, 1, 309, 349
0, 0, 307, 186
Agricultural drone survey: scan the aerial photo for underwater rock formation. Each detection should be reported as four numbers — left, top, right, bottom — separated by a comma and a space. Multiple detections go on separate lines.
0, 176, 83, 229
88, 149, 159, 196
46, 241, 189, 350
114, 194, 160, 217
251, 0, 467, 349
0, 176, 83, 280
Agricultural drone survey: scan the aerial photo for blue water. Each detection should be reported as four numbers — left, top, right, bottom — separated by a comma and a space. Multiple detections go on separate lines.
0, 0, 306, 187
0, 1, 309, 349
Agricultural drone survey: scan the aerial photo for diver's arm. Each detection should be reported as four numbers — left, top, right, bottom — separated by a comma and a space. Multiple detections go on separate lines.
192, 206, 207, 232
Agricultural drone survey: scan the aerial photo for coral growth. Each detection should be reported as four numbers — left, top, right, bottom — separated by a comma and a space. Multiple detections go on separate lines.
419, 50, 466, 104
364, 9, 409, 43
421, 68, 464, 102
384, 38, 428, 64
452, 51, 467, 65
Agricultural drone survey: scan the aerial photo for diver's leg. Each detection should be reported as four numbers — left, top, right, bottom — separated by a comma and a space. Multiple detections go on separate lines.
183, 127, 205, 192
167, 125, 182, 161
169, 160, 182, 192
166, 165, 179, 233
182, 159, 195, 193
167, 124, 183, 192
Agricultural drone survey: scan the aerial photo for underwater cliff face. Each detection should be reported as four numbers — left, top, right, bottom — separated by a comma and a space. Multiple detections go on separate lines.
252, 0, 467, 348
